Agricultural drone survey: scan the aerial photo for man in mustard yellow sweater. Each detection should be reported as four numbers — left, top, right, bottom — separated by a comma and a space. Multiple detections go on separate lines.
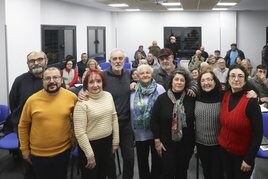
18, 67, 77, 179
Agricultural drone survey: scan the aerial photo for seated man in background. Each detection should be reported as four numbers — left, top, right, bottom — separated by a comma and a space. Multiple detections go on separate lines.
213, 58, 229, 90
248, 64, 268, 105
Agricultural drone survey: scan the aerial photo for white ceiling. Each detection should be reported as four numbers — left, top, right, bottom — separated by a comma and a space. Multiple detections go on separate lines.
60, 0, 268, 12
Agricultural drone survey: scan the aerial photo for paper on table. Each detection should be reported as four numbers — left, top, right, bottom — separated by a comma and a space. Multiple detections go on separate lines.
260, 104, 268, 112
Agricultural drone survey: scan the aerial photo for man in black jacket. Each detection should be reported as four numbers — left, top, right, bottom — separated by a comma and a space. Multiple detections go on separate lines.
9, 51, 48, 179
224, 43, 245, 67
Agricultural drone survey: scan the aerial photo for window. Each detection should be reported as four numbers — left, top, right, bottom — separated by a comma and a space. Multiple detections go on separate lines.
164, 27, 201, 59
87, 26, 106, 63
41, 25, 76, 68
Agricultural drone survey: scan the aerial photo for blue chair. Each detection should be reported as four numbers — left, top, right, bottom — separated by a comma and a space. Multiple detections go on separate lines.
0, 104, 19, 160
94, 56, 106, 64
124, 63, 131, 71
125, 57, 130, 63
99, 62, 111, 70
70, 146, 80, 179
257, 112, 268, 158
0, 104, 9, 131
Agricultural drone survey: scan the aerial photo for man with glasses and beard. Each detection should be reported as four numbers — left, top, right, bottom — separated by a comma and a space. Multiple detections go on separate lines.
9, 51, 48, 179
18, 67, 77, 179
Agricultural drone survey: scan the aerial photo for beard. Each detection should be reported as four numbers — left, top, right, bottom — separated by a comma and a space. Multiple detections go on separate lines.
30, 65, 45, 75
44, 83, 61, 94
111, 64, 124, 71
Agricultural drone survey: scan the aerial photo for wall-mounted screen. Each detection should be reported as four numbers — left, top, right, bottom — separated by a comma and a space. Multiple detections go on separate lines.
164, 27, 201, 59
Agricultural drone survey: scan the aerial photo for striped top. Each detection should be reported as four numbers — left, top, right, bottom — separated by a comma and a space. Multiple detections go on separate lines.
195, 101, 221, 145
73, 91, 119, 158
195, 89, 223, 146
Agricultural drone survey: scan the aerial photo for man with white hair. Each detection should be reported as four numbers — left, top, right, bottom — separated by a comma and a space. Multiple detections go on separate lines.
103, 49, 135, 179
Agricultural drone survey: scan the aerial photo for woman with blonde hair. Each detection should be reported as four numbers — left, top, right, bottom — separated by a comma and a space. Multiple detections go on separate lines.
82, 59, 99, 82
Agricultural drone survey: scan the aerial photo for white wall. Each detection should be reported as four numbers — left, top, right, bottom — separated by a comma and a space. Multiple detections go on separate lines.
113, 11, 237, 62
5, 0, 41, 89
238, 11, 268, 68
0, 0, 8, 105
5, 0, 113, 90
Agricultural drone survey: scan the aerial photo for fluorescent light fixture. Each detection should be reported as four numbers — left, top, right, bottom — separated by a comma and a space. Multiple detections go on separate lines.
212, 8, 228, 11
161, 2, 181, 6
168, 8, 184, 11
125, 9, 141, 12
108, 4, 129, 7
217, 2, 237, 6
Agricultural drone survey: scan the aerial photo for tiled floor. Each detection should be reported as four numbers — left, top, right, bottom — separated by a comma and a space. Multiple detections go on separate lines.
0, 149, 267, 179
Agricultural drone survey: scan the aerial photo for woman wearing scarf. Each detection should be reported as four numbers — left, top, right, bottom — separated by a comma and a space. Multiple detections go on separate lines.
151, 67, 195, 179
130, 64, 165, 179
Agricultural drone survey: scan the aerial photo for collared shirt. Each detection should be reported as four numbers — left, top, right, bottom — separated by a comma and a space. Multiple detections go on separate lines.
213, 67, 229, 83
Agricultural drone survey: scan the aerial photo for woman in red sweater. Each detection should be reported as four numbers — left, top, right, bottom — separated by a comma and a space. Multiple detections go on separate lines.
218, 65, 263, 179
62, 58, 78, 89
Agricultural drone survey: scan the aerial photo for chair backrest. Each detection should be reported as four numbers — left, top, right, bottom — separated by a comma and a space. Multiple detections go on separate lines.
99, 62, 111, 70
94, 56, 106, 64
0, 105, 9, 123
262, 113, 268, 137
124, 63, 131, 70
125, 57, 130, 63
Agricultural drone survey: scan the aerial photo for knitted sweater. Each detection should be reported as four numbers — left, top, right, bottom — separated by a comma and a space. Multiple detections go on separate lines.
18, 88, 77, 157
103, 67, 131, 122
218, 91, 263, 165
9, 72, 43, 130
73, 91, 119, 158
195, 89, 223, 145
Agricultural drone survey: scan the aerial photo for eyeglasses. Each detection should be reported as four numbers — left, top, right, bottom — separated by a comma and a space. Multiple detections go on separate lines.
28, 58, 44, 64
43, 76, 62, 82
229, 74, 245, 80
200, 78, 214, 83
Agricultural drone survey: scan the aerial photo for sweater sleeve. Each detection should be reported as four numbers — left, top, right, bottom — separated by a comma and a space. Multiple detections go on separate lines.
244, 99, 263, 165
18, 99, 32, 156
68, 70, 79, 87
73, 102, 94, 158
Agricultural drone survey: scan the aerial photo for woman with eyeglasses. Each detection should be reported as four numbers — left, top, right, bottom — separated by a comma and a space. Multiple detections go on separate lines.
195, 70, 225, 179
218, 65, 263, 179
62, 56, 78, 89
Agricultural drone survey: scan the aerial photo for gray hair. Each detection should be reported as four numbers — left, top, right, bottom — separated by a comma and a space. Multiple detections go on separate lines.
136, 64, 153, 74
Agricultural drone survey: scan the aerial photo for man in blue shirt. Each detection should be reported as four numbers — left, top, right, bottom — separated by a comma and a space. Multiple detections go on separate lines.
224, 43, 245, 67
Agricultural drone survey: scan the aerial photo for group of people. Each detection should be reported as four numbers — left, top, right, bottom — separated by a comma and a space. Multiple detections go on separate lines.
7, 43, 266, 179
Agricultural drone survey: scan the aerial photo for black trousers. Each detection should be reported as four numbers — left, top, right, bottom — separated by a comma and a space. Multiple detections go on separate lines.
161, 141, 194, 179
31, 149, 70, 179
23, 159, 36, 179
196, 143, 224, 179
220, 147, 254, 179
79, 135, 112, 179
108, 120, 135, 179
136, 139, 161, 179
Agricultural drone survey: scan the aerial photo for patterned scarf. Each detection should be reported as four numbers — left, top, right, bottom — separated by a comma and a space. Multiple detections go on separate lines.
167, 89, 187, 142
133, 80, 159, 130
